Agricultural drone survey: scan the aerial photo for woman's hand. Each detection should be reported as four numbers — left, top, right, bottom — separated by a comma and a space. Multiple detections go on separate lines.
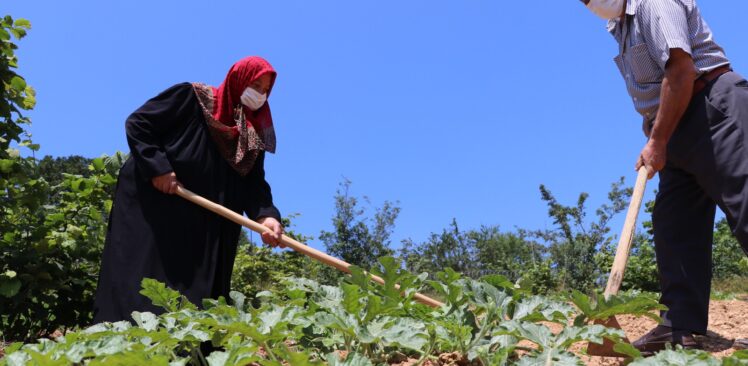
152, 172, 182, 194
258, 217, 285, 248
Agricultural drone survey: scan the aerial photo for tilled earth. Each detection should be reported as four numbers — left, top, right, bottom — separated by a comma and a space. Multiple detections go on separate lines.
580, 298, 748, 366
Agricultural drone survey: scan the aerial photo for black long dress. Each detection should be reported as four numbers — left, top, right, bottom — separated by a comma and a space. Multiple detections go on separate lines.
93, 83, 281, 323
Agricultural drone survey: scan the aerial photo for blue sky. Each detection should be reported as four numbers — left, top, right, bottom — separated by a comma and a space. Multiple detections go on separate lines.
4, 1, 747, 250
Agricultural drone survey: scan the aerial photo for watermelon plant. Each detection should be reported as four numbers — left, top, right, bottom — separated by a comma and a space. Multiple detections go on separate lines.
5, 256, 716, 366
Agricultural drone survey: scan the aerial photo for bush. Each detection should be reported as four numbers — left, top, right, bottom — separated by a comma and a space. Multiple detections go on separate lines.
0, 16, 125, 340
0, 155, 122, 341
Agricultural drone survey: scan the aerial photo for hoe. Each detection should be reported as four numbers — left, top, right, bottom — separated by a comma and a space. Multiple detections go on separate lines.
175, 186, 445, 308
587, 166, 650, 357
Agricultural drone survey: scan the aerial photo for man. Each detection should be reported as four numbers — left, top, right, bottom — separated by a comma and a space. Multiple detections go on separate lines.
581, 0, 748, 355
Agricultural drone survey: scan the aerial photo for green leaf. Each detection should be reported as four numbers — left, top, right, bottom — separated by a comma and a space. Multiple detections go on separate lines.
480, 274, 515, 291
0, 277, 22, 297
229, 290, 246, 311
89, 207, 101, 221
341, 283, 364, 316
205, 351, 229, 366
513, 296, 574, 323
139, 278, 196, 312
5, 352, 32, 366
326, 352, 373, 366
100, 174, 117, 185
612, 342, 642, 359
132, 311, 159, 331
10, 27, 26, 39
13, 18, 31, 29
0, 159, 15, 173
171, 321, 210, 342
312, 284, 343, 310
570, 290, 666, 323
10, 76, 26, 91
3, 270, 17, 278
92, 157, 105, 170
515, 348, 582, 366
361, 316, 428, 351
22, 86, 36, 109
504, 321, 554, 350
628, 348, 721, 365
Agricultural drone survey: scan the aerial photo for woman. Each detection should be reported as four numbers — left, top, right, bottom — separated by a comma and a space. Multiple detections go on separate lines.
93, 56, 284, 323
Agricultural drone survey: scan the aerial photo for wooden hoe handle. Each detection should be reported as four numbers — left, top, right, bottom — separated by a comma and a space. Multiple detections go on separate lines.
176, 186, 445, 308
603, 166, 650, 299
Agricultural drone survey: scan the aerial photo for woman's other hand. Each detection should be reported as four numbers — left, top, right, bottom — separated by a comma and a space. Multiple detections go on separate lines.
258, 217, 285, 248
151, 172, 181, 194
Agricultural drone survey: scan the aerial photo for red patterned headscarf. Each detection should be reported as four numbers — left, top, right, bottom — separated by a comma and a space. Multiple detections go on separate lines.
192, 56, 277, 175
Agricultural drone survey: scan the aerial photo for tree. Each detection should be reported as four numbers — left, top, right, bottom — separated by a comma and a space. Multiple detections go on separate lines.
319, 179, 398, 273
472, 226, 544, 281
531, 177, 631, 292
713, 217, 748, 280
401, 219, 475, 278
401, 220, 544, 284
1, 17, 121, 340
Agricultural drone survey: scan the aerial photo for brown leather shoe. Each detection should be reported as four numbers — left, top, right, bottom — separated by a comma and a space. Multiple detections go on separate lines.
633, 325, 700, 356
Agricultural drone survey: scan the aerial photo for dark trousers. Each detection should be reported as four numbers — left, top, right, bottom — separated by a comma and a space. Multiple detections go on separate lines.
653, 71, 748, 334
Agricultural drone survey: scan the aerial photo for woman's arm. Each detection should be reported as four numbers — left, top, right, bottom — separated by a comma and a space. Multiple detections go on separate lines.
125, 83, 194, 183
244, 152, 284, 246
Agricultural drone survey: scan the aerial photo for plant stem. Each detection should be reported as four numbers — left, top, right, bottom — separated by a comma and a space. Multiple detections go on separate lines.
467, 307, 496, 350
414, 339, 435, 366
263, 341, 281, 363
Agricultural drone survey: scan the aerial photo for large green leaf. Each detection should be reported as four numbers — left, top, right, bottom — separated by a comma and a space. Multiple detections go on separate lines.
311, 284, 343, 310
360, 316, 428, 351
139, 278, 196, 312
512, 296, 574, 323
341, 283, 364, 316
570, 290, 665, 325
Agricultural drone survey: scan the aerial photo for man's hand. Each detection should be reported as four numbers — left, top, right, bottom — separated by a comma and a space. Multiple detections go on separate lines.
636, 140, 666, 179
152, 172, 181, 194
258, 217, 285, 248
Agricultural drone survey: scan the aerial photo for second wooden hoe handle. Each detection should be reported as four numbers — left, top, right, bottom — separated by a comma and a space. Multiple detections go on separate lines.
603, 166, 650, 298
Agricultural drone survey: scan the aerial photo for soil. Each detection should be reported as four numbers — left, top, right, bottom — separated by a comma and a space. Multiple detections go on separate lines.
580, 298, 748, 366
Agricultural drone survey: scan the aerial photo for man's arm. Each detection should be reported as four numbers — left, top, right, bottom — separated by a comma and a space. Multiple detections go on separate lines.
636, 48, 696, 177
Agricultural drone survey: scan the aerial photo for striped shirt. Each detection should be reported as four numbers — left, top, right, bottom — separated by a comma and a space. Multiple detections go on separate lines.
608, 0, 730, 125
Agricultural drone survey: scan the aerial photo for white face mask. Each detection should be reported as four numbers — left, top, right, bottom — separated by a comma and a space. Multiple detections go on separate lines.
586, 0, 626, 19
240, 87, 267, 111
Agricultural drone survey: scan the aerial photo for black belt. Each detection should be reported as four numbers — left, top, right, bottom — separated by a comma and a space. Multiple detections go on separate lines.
693, 65, 732, 96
